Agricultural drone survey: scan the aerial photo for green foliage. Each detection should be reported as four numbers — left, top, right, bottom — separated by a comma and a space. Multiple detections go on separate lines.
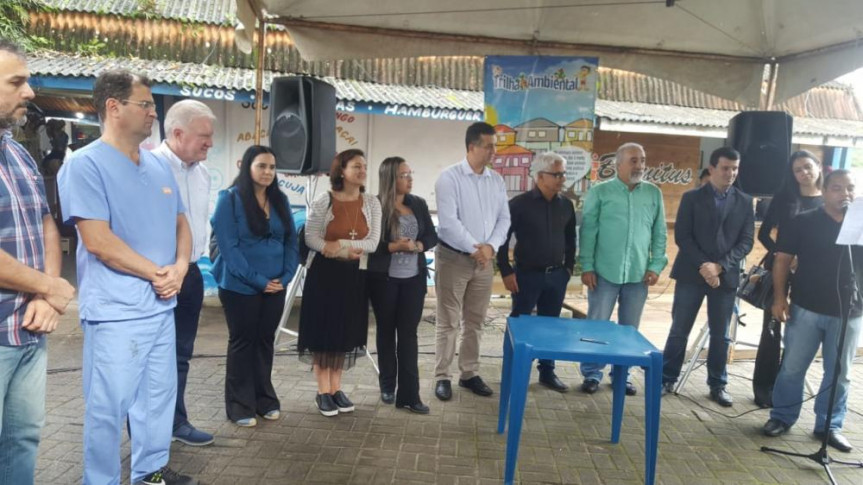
0, 0, 47, 51
75, 36, 108, 57
135, 0, 161, 19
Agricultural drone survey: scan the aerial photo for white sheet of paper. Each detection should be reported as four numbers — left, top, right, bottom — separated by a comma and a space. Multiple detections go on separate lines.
836, 197, 863, 246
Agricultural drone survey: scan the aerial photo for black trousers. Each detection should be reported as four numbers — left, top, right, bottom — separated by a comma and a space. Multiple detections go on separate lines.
368, 272, 426, 406
219, 287, 286, 421
173, 264, 204, 430
752, 309, 782, 406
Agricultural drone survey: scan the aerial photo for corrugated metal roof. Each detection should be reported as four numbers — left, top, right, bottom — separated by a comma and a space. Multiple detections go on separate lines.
25, 52, 863, 141
595, 100, 863, 139
26, 10, 863, 121
26, 51, 482, 111
39, 0, 236, 25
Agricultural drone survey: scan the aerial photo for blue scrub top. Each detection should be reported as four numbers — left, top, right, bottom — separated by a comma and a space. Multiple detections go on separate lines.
58, 140, 186, 322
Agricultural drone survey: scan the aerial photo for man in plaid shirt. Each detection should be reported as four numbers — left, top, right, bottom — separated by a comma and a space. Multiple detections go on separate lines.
0, 39, 75, 484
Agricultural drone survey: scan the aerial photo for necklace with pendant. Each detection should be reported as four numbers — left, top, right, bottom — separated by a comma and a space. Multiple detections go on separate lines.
341, 200, 361, 239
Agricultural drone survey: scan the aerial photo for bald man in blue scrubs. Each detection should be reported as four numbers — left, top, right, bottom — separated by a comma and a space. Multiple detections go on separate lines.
58, 70, 196, 485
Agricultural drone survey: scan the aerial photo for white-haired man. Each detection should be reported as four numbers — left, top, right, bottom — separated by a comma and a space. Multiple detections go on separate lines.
497, 152, 576, 391
151, 99, 215, 446
578, 142, 667, 396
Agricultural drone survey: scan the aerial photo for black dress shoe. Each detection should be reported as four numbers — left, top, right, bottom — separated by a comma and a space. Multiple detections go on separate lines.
709, 387, 733, 407
814, 429, 853, 452
581, 379, 599, 394
538, 373, 569, 392
399, 401, 430, 414
380, 391, 395, 404
458, 376, 494, 396
762, 419, 791, 437
435, 380, 452, 401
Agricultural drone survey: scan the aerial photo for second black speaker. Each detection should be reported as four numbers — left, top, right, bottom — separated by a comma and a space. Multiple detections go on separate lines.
269, 76, 336, 174
726, 111, 793, 196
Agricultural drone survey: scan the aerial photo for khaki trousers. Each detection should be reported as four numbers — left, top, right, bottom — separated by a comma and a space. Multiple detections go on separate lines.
433, 245, 493, 381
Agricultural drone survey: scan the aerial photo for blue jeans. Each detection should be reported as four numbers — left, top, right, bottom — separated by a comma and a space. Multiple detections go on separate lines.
661, 281, 736, 389
580, 275, 648, 382
0, 339, 46, 485
770, 304, 863, 431
511, 267, 570, 375
174, 264, 204, 430
82, 312, 177, 485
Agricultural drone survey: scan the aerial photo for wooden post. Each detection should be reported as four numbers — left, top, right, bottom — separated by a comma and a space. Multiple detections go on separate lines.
253, 19, 267, 144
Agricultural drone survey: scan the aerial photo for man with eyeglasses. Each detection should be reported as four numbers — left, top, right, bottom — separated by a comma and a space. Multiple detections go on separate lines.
58, 70, 196, 485
578, 142, 667, 396
497, 152, 576, 392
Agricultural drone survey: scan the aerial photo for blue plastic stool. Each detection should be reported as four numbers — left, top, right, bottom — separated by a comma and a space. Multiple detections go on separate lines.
498, 316, 663, 485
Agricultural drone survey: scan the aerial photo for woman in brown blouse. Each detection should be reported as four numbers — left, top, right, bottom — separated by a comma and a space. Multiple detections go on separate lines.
298, 149, 382, 416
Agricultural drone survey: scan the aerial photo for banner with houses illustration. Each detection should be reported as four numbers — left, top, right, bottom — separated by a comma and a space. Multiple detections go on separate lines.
484, 55, 598, 198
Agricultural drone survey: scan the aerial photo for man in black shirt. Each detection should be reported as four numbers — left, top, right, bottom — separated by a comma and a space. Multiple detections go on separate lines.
763, 169, 862, 453
497, 152, 577, 392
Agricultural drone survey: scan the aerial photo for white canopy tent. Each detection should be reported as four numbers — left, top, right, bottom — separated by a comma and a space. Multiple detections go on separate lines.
234, 0, 863, 108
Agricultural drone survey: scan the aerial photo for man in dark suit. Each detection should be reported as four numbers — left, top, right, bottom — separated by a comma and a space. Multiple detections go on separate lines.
661, 147, 754, 406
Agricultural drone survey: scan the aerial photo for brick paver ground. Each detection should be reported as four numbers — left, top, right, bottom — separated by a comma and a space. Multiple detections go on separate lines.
35, 296, 863, 484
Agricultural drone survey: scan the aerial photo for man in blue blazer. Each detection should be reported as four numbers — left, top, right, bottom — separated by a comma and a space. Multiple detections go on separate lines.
661, 147, 754, 407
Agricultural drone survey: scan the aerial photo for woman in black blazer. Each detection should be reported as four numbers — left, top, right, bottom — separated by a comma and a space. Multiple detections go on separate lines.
368, 157, 437, 414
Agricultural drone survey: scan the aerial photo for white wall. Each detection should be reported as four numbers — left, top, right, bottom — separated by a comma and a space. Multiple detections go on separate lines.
365, 115, 472, 210
166, 97, 471, 216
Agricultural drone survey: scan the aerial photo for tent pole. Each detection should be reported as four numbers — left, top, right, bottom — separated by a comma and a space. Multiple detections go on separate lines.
764, 61, 779, 110
254, 18, 267, 145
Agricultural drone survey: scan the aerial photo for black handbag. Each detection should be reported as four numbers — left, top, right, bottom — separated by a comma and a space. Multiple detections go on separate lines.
737, 256, 773, 309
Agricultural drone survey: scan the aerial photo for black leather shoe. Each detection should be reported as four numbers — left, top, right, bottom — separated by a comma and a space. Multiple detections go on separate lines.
435, 380, 452, 401
380, 391, 395, 404
710, 387, 733, 407
458, 376, 494, 396
581, 379, 599, 394
814, 429, 853, 452
538, 373, 569, 392
399, 401, 430, 414
762, 419, 791, 437
625, 381, 637, 396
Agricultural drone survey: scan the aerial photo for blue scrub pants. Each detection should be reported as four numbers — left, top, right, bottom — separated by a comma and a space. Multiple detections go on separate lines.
82, 311, 177, 485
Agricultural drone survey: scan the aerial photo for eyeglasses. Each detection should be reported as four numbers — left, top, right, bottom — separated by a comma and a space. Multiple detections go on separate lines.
120, 99, 157, 111
397, 172, 415, 180
540, 171, 567, 179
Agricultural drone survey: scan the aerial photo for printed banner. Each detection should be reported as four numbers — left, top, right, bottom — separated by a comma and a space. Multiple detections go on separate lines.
484, 55, 598, 197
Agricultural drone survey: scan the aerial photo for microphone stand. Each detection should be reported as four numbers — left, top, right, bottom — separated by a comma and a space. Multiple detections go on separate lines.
761, 244, 863, 484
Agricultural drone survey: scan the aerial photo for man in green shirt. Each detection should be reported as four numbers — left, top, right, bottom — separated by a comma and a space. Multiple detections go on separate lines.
579, 142, 668, 395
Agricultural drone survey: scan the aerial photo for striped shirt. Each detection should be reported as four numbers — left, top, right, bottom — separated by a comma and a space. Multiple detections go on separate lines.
0, 130, 49, 347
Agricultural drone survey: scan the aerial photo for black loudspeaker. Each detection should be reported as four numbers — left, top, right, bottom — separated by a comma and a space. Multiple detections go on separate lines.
726, 111, 793, 196
269, 76, 336, 174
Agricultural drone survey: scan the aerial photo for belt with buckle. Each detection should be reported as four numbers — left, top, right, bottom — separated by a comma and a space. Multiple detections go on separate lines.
520, 264, 565, 273
440, 240, 472, 256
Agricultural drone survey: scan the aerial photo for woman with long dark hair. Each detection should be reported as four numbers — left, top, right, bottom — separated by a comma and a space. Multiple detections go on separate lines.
211, 145, 299, 426
368, 157, 437, 413
752, 150, 823, 407
298, 149, 382, 416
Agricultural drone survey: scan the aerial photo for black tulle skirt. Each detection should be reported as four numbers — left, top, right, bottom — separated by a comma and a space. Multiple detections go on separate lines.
298, 255, 369, 370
